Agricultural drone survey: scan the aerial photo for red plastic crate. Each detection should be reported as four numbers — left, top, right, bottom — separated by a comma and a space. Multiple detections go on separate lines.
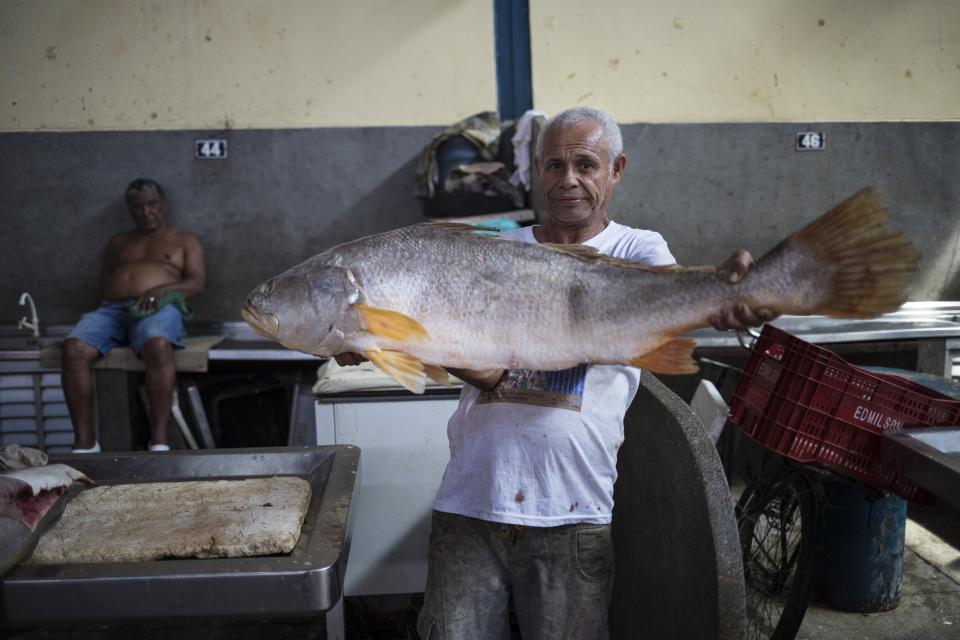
729, 325, 960, 502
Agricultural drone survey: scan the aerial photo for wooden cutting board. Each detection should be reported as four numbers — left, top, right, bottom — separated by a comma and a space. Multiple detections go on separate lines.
28, 476, 311, 564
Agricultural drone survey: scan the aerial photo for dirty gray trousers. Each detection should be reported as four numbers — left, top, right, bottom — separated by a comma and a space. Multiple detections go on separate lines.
416, 510, 614, 640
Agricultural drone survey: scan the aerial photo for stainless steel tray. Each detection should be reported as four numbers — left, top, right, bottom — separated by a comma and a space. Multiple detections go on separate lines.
0, 446, 359, 624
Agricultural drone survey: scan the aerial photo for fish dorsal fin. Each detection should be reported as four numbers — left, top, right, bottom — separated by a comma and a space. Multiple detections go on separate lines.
364, 350, 427, 394
428, 221, 489, 233
353, 304, 429, 342
629, 338, 699, 374
540, 242, 602, 259
541, 242, 716, 273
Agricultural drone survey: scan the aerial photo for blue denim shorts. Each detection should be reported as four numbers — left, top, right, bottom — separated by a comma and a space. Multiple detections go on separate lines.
67, 300, 185, 356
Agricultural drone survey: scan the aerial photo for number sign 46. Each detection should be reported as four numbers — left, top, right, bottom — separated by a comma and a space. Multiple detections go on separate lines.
796, 132, 825, 151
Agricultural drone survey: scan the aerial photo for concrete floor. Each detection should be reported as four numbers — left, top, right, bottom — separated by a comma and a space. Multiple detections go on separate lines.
797, 502, 960, 640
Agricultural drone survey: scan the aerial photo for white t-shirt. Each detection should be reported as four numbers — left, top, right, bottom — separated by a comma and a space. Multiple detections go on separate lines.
432, 220, 676, 526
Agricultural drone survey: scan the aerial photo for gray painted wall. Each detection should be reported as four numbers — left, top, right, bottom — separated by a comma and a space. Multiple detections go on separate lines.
2, 123, 957, 325
615, 122, 959, 301
1, 127, 438, 323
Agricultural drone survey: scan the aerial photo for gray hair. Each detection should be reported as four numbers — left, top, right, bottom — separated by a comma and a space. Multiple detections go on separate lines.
535, 106, 623, 167
125, 178, 165, 200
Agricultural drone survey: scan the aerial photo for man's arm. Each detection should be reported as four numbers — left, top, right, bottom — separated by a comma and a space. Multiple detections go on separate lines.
96, 236, 124, 304
334, 353, 505, 392
444, 367, 505, 392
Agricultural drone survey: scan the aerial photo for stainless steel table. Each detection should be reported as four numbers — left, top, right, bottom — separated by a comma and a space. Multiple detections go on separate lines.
1, 446, 359, 627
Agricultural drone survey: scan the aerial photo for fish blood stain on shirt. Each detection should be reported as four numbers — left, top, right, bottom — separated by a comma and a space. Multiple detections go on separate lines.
515, 490, 525, 503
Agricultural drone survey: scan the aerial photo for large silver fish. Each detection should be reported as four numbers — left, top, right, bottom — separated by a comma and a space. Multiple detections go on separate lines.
242, 188, 918, 393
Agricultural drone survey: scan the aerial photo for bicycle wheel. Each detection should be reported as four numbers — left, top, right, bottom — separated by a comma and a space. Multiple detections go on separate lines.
738, 471, 822, 640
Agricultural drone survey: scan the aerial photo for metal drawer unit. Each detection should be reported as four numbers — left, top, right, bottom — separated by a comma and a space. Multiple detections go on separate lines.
0, 372, 71, 453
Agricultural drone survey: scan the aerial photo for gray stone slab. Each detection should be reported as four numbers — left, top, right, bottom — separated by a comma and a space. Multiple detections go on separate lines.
610, 370, 744, 640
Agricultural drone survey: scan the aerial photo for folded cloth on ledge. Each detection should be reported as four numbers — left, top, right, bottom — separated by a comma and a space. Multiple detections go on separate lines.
0, 445, 48, 471
313, 359, 462, 395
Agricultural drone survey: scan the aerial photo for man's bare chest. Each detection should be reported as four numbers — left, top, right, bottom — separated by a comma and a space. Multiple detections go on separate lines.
114, 236, 184, 270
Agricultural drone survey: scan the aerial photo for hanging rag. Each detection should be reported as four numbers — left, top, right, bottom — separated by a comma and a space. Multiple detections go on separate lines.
509, 109, 546, 191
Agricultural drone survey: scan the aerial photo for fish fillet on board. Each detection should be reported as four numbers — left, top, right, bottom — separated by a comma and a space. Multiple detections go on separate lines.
29, 476, 311, 564
0, 464, 92, 530
242, 188, 919, 393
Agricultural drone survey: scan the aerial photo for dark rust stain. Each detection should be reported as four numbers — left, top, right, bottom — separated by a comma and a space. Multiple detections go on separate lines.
514, 490, 525, 504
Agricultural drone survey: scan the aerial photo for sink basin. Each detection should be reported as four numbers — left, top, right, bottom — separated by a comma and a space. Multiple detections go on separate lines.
0, 336, 61, 360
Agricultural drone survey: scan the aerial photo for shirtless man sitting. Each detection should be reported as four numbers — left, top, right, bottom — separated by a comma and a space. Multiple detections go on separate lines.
62, 178, 205, 453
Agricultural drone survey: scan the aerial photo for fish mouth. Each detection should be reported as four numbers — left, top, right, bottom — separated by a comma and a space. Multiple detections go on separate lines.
241, 305, 280, 339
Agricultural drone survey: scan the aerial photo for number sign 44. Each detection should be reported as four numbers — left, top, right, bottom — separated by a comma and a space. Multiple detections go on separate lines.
195, 139, 228, 159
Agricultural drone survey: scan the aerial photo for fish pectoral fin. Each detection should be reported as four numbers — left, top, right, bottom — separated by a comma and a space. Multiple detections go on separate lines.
629, 338, 699, 375
424, 364, 453, 387
364, 350, 428, 394
354, 304, 429, 343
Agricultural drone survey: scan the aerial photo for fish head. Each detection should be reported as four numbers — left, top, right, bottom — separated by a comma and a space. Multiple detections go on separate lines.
242, 263, 359, 356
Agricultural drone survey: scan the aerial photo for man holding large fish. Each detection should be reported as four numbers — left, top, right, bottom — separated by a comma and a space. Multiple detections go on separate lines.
413, 108, 775, 639
243, 106, 916, 638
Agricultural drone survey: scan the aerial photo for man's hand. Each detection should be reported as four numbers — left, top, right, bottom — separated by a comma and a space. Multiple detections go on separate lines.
134, 287, 167, 314
708, 249, 778, 331
334, 352, 368, 367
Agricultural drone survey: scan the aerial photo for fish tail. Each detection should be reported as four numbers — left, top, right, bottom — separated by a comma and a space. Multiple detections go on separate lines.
749, 187, 919, 318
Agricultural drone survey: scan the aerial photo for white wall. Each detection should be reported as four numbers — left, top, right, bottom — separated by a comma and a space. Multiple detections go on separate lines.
530, 0, 960, 122
0, 0, 497, 132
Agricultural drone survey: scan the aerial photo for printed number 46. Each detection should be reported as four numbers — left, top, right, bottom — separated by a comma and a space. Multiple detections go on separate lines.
799, 133, 822, 149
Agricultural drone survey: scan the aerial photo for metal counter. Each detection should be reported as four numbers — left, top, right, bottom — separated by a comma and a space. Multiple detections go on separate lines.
883, 428, 960, 509
5, 302, 960, 365
685, 302, 960, 348
208, 338, 322, 362
0, 446, 359, 625
872, 368, 960, 509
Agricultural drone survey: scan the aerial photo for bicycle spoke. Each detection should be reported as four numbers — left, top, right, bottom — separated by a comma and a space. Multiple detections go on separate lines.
741, 474, 818, 640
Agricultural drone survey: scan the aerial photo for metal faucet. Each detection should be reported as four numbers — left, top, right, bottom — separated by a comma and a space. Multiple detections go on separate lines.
18, 292, 39, 338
